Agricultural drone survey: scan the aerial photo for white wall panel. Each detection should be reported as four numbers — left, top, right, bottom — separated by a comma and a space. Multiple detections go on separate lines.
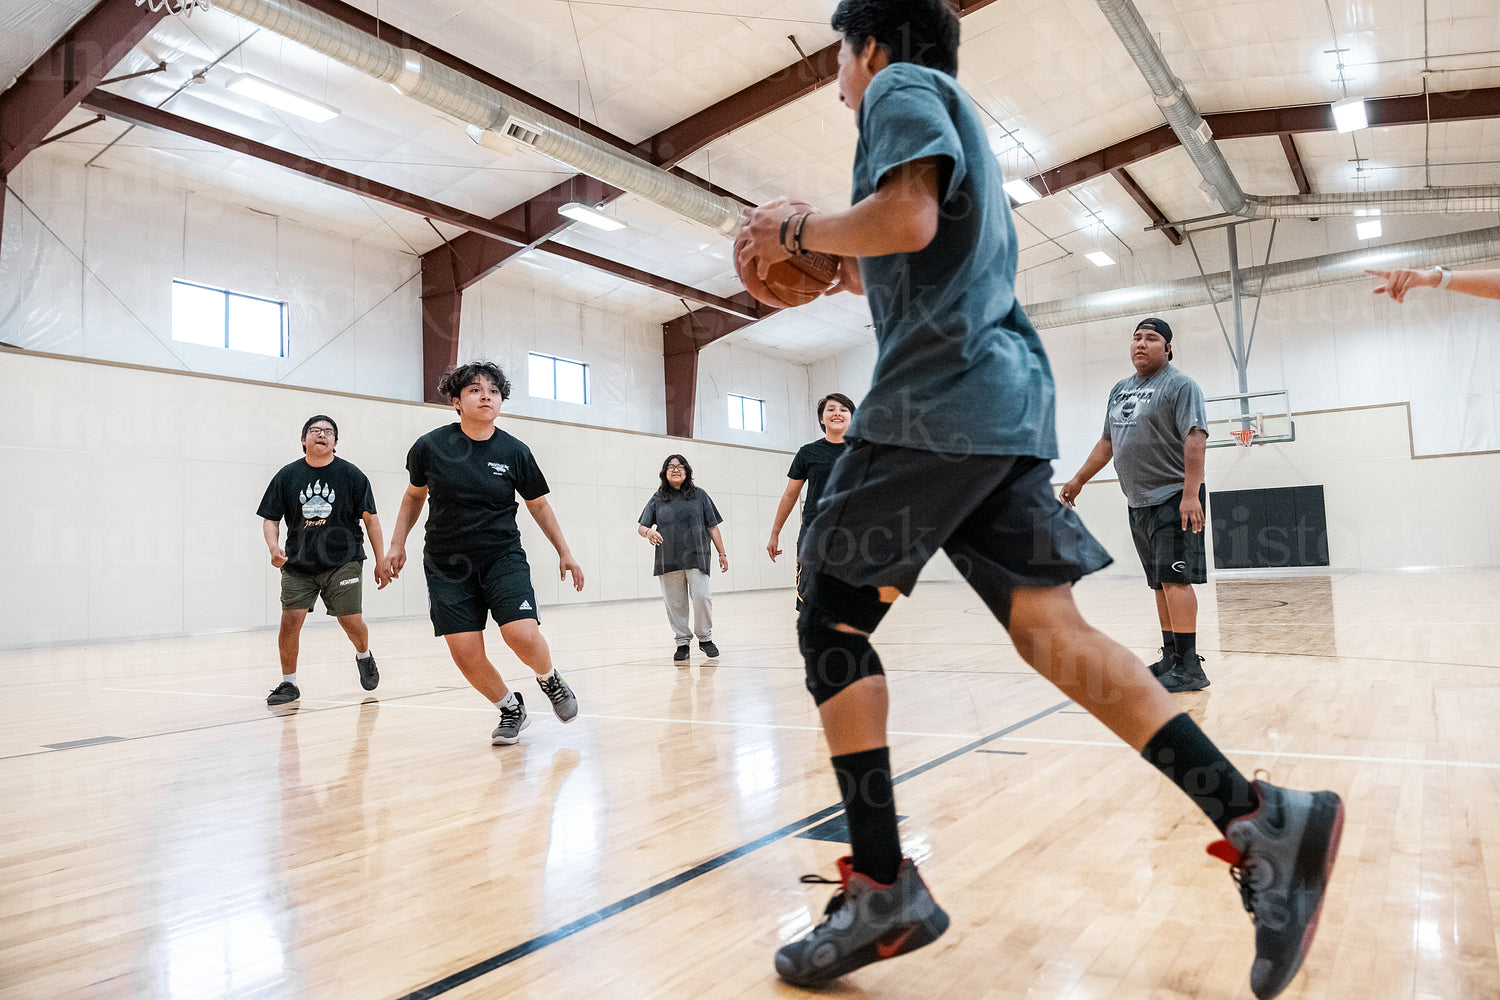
0, 353, 803, 648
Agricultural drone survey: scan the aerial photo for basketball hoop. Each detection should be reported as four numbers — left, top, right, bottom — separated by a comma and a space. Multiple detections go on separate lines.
135, 0, 212, 16
1230, 413, 1263, 448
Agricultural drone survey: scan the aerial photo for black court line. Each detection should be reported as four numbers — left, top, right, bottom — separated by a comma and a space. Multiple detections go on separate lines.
42, 735, 127, 750
394, 699, 1070, 1000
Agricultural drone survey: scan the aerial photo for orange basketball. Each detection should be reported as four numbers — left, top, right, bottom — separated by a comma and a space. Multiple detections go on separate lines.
734, 207, 841, 308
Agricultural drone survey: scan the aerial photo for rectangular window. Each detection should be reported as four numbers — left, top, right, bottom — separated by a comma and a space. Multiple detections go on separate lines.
171, 280, 287, 357
528, 352, 589, 404
727, 393, 765, 432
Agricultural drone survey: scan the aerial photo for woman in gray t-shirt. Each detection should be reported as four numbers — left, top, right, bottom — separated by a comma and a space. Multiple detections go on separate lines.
637, 454, 727, 661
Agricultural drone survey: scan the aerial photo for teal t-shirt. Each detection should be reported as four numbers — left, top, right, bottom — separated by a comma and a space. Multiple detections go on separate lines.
849, 62, 1057, 459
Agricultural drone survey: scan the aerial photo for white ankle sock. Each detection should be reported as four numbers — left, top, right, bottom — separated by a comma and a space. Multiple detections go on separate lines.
494, 691, 517, 710
283, 672, 298, 686
537, 667, 556, 682
356, 650, 371, 659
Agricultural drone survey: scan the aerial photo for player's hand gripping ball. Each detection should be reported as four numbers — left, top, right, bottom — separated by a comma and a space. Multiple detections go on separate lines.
734, 202, 841, 308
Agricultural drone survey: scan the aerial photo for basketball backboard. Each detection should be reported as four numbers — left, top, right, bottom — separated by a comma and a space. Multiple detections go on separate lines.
1204, 389, 1293, 448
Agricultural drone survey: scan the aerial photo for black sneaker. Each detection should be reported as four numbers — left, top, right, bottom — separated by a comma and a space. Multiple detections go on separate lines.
673, 644, 690, 662
699, 640, 720, 659
1210, 780, 1345, 999
1159, 653, 1210, 692
775, 856, 950, 986
266, 680, 300, 705
1146, 646, 1175, 678
356, 652, 379, 691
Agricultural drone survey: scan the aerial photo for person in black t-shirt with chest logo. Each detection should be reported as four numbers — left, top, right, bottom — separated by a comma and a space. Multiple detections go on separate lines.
256, 414, 385, 706
766, 392, 855, 609
377, 361, 583, 746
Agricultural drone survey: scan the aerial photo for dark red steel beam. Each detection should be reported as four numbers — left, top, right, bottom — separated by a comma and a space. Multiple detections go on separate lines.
641, 0, 1010, 169
661, 308, 768, 438
1110, 167, 1182, 245
0, 0, 165, 175
82, 90, 531, 245
1028, 86, 1500, 195
1279, 133, 1312, 195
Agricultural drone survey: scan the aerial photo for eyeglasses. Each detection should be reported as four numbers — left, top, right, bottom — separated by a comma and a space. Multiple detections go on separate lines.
306, 427, 336, 437
665, 464, 686, 470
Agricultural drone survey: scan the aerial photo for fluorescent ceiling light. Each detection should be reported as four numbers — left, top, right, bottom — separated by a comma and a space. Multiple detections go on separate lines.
1085, 251, 1115, 267
1003, 179, 1042, 204
1332, 97, 1368, 133
226, 72, 339, 123
1356, 219, 1382, 240
558, 201, 627, 232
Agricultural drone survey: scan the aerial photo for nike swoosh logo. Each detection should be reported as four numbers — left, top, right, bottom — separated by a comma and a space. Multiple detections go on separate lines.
876, 924, 917, 959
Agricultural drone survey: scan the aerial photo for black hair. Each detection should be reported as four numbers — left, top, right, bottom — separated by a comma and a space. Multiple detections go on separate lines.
300, 414, 337, 453
656, 453, 697, 500
816, 392, 857, 430
831, 0, 960, 77
437, 361, 512, 406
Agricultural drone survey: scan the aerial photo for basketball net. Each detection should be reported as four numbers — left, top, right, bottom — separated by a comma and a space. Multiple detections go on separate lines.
1230, 413, 1263, 447
135, 0, 213, 15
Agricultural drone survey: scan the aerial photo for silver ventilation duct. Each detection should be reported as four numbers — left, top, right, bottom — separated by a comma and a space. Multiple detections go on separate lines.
214, 0, 743, 234
1025, 225, 1500, 329
1094, 0, 1500, 218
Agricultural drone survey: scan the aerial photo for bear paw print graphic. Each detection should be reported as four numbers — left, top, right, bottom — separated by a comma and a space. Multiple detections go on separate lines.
299, 480, 336, 519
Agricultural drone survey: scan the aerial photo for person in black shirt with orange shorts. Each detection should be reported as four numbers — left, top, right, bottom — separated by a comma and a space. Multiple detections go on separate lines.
378, 362, 583, 746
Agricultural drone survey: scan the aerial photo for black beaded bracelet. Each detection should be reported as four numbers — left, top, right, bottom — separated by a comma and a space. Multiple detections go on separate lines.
791, 212, 809, 255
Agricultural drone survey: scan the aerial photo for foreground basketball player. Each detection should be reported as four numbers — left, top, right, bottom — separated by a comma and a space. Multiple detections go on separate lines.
377, 362, 582, 745
737, 1, 1343, 995
257, 414, 383, 705
1062, 318, 1212, 692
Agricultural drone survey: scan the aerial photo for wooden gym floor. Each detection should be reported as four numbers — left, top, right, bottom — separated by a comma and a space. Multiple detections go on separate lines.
3, 570, 1499, 999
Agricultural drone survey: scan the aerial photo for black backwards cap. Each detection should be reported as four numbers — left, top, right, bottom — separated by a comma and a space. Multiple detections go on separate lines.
1134, 317, 1173, 342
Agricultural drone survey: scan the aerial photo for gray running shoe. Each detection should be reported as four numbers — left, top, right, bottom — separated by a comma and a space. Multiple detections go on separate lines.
1211, 779, 1345, 1000
775, 856, 949, 986
266, 681, 300, 705
356, 652, 379, 691
536, 669, 578, 723
490, 692, 530, 745
1159, 653, 1210, 692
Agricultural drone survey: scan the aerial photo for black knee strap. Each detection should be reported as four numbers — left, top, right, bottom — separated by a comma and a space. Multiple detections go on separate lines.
798, 608, 885, 706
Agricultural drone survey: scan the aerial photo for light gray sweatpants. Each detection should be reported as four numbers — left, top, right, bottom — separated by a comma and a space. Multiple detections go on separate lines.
658, 568, 712, 645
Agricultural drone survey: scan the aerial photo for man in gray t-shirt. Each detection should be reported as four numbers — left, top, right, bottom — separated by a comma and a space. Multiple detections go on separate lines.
1061, 317, 1211, 692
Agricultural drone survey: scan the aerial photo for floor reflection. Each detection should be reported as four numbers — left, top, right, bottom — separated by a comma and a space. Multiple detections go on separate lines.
1214, 576, 1337, 657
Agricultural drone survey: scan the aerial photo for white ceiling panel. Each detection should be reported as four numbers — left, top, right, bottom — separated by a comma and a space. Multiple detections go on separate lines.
7, 0, 1500, 369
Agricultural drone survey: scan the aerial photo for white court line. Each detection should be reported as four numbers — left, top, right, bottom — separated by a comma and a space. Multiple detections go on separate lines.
999, 735, 1500, 770
99, 687, 978, 737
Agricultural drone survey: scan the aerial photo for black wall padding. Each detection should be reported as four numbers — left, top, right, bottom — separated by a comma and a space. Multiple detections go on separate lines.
1209, 485, 1329, 569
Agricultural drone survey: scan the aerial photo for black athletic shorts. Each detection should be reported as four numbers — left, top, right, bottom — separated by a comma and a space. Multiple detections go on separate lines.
1128, 485, 1208, 590
797, 441, 1112, 621
423, 552, 539, 636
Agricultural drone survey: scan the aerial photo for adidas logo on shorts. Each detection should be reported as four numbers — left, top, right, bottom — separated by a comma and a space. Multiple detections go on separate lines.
519, 600, 532, 610
340, 577, 359, 585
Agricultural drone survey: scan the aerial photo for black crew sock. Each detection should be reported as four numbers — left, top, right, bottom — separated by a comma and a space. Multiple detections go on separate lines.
832, 747, 902, 884
1173, 631, 1198, 664
1160, 630, 1176, 658
1141, 713, 1258, 834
